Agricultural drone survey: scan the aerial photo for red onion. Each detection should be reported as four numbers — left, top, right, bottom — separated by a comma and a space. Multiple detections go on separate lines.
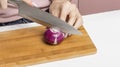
44, 27, 65, 45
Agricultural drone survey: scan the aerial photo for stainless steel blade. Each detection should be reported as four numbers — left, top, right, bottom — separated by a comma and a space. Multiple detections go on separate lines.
9, 0, 82, 35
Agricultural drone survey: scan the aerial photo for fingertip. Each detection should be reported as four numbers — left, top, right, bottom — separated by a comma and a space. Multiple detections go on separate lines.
60, 14, 66, 21
23, 0, 33, 6
74, 18, 83, 29
32, 2, 38, 7
68, 12, 76, 26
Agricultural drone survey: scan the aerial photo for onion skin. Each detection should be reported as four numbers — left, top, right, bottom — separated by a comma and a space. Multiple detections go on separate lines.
44, 27, 65, 45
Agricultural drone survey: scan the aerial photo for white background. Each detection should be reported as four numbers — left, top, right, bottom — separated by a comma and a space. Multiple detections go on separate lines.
0, 10, 120, 67
29, 10, 120, 67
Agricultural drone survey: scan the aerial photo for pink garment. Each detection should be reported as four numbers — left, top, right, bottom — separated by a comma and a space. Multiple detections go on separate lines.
1, 0, 120, 23
0, 0, 51, 23
77, 0, 120, 15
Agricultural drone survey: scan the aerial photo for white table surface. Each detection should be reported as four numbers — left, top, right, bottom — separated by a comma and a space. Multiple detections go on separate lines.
0, 10, 120, 67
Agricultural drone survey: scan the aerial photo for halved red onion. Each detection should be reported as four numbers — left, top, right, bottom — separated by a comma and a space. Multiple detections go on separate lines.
44, 27, 65, 45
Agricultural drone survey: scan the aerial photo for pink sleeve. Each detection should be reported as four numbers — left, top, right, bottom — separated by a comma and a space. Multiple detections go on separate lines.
0, 0, 51, 23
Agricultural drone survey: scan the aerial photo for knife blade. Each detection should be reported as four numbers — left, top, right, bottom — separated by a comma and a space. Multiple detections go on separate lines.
9, 0, 82, 35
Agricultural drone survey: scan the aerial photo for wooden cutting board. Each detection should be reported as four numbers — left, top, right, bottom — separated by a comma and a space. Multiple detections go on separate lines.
0, 26, 97, 67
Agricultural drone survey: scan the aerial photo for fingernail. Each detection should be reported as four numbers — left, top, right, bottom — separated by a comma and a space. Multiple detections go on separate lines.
64, 33, 68, 38
68, 34, 72, 36
32, 2, 38, 7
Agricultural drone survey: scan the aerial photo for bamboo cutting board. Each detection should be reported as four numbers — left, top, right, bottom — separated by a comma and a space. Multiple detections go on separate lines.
0, 26, 97, 67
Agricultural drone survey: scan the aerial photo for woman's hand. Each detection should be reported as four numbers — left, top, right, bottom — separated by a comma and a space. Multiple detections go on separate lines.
49, 0, 83, 30
0, 0, 32, 9
0, 0, 7, 9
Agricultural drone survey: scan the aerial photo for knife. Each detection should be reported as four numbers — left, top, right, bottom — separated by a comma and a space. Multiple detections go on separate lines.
8, 0, 82, 35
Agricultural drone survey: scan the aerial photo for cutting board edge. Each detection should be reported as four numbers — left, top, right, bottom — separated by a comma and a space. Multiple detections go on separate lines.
0, 47, 97, 67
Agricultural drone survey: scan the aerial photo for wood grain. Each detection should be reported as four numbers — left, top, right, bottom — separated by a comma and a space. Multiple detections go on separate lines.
0, 26, 97, 67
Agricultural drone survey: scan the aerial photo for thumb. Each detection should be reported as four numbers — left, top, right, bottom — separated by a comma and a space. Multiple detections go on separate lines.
23, 0, 33, 6
0, 0, 7, 9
